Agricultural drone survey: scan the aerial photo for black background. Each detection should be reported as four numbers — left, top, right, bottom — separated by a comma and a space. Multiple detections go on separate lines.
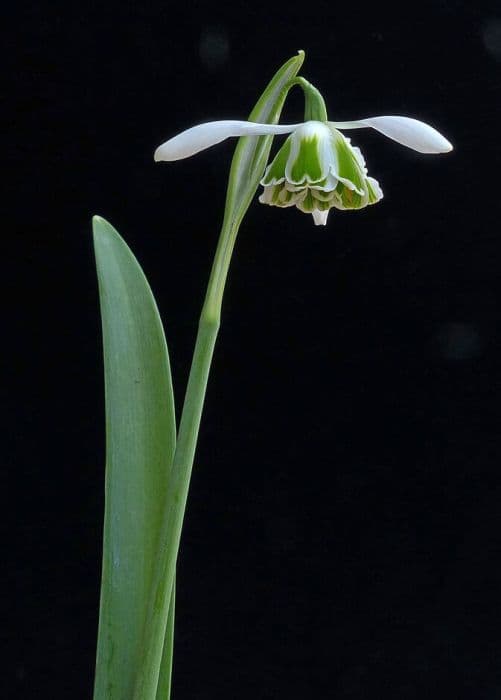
5, 1, 501, 698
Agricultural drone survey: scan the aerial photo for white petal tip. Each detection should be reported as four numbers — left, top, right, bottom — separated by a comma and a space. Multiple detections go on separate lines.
425, 131, 454, 154
440, 138, 454, 153
154, 142, 178, 162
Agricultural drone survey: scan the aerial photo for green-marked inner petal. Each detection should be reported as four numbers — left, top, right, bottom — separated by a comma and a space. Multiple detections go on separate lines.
286, 122, 335, 185
259, 184, 304, 208
311, 190, 335, 203
332, 131, 366, 194
289, 135, 323, 183
367, 177, 383, 204
297, 189, 316, 212
333, 181, 368, 209
309, 171, 338, 192
261, 137, 292, 185
259, 122, 384, 220
297, 189, 331, 213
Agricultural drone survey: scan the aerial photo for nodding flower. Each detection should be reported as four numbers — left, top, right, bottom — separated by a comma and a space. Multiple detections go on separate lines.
154, 80, 452, 226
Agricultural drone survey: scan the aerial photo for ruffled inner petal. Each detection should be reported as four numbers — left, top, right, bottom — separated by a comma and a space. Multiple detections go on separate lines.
285, 122, 336, 185
259, 122, 385, 222
261, 137, 292, 186
259, 185, 305, 208
330, 131, 367, 196
367, 177, 384, 204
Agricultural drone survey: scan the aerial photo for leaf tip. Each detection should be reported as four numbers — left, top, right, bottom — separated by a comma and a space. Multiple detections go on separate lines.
92, 214, 108, 235
92, 215, 120, 250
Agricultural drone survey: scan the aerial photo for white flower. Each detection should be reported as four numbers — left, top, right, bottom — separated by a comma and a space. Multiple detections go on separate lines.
258, 121, 383, 226
154, 114, 452, 225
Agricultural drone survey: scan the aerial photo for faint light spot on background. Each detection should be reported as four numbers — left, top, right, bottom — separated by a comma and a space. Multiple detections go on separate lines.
437, 322, 483, 361
482, 18, 501, 61
199, 26, 230, 71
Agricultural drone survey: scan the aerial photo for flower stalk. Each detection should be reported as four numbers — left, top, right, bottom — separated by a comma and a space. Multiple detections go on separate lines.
132, 51, 305, 700
293, 77, 328, 121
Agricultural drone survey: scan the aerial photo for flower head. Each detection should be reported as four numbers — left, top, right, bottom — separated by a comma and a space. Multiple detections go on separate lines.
259, 120, 383, 225
154, 84, 452, 226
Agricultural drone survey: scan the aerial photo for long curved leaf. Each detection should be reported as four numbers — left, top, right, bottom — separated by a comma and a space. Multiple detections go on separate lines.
92, 216, 176, 700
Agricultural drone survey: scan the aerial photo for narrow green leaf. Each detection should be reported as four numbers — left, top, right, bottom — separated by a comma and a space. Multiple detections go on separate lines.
92, 216, 176, 700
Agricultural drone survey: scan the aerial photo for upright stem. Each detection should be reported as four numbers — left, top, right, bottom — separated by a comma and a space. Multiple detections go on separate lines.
133, 216, 238, 700
133, 50, 305, 700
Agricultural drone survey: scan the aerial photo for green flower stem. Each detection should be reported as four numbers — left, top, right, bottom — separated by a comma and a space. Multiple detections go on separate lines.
133, 217, 238, 700
155, 582, 175, 700
292, 77, 328, 122
133, 51, 304, 700
132, 315, 219, 700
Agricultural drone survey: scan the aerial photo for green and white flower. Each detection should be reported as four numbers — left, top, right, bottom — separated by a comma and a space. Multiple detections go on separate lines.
258, 120, 384, 226
155, 110, 452, 226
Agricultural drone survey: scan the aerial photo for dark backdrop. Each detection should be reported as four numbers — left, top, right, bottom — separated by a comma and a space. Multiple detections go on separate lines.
5, 1, 501, 698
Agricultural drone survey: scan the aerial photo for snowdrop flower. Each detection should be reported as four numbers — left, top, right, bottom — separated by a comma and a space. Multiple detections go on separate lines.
154, 84, 452, 226
258, 120, 384, 226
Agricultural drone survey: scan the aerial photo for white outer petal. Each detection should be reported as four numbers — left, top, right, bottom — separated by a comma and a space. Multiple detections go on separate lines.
330, 116, 453, 154
154, 120, 302, 161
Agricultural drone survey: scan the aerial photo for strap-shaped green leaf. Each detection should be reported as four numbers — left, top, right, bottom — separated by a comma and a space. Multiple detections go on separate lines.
92, 216, 176, 700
